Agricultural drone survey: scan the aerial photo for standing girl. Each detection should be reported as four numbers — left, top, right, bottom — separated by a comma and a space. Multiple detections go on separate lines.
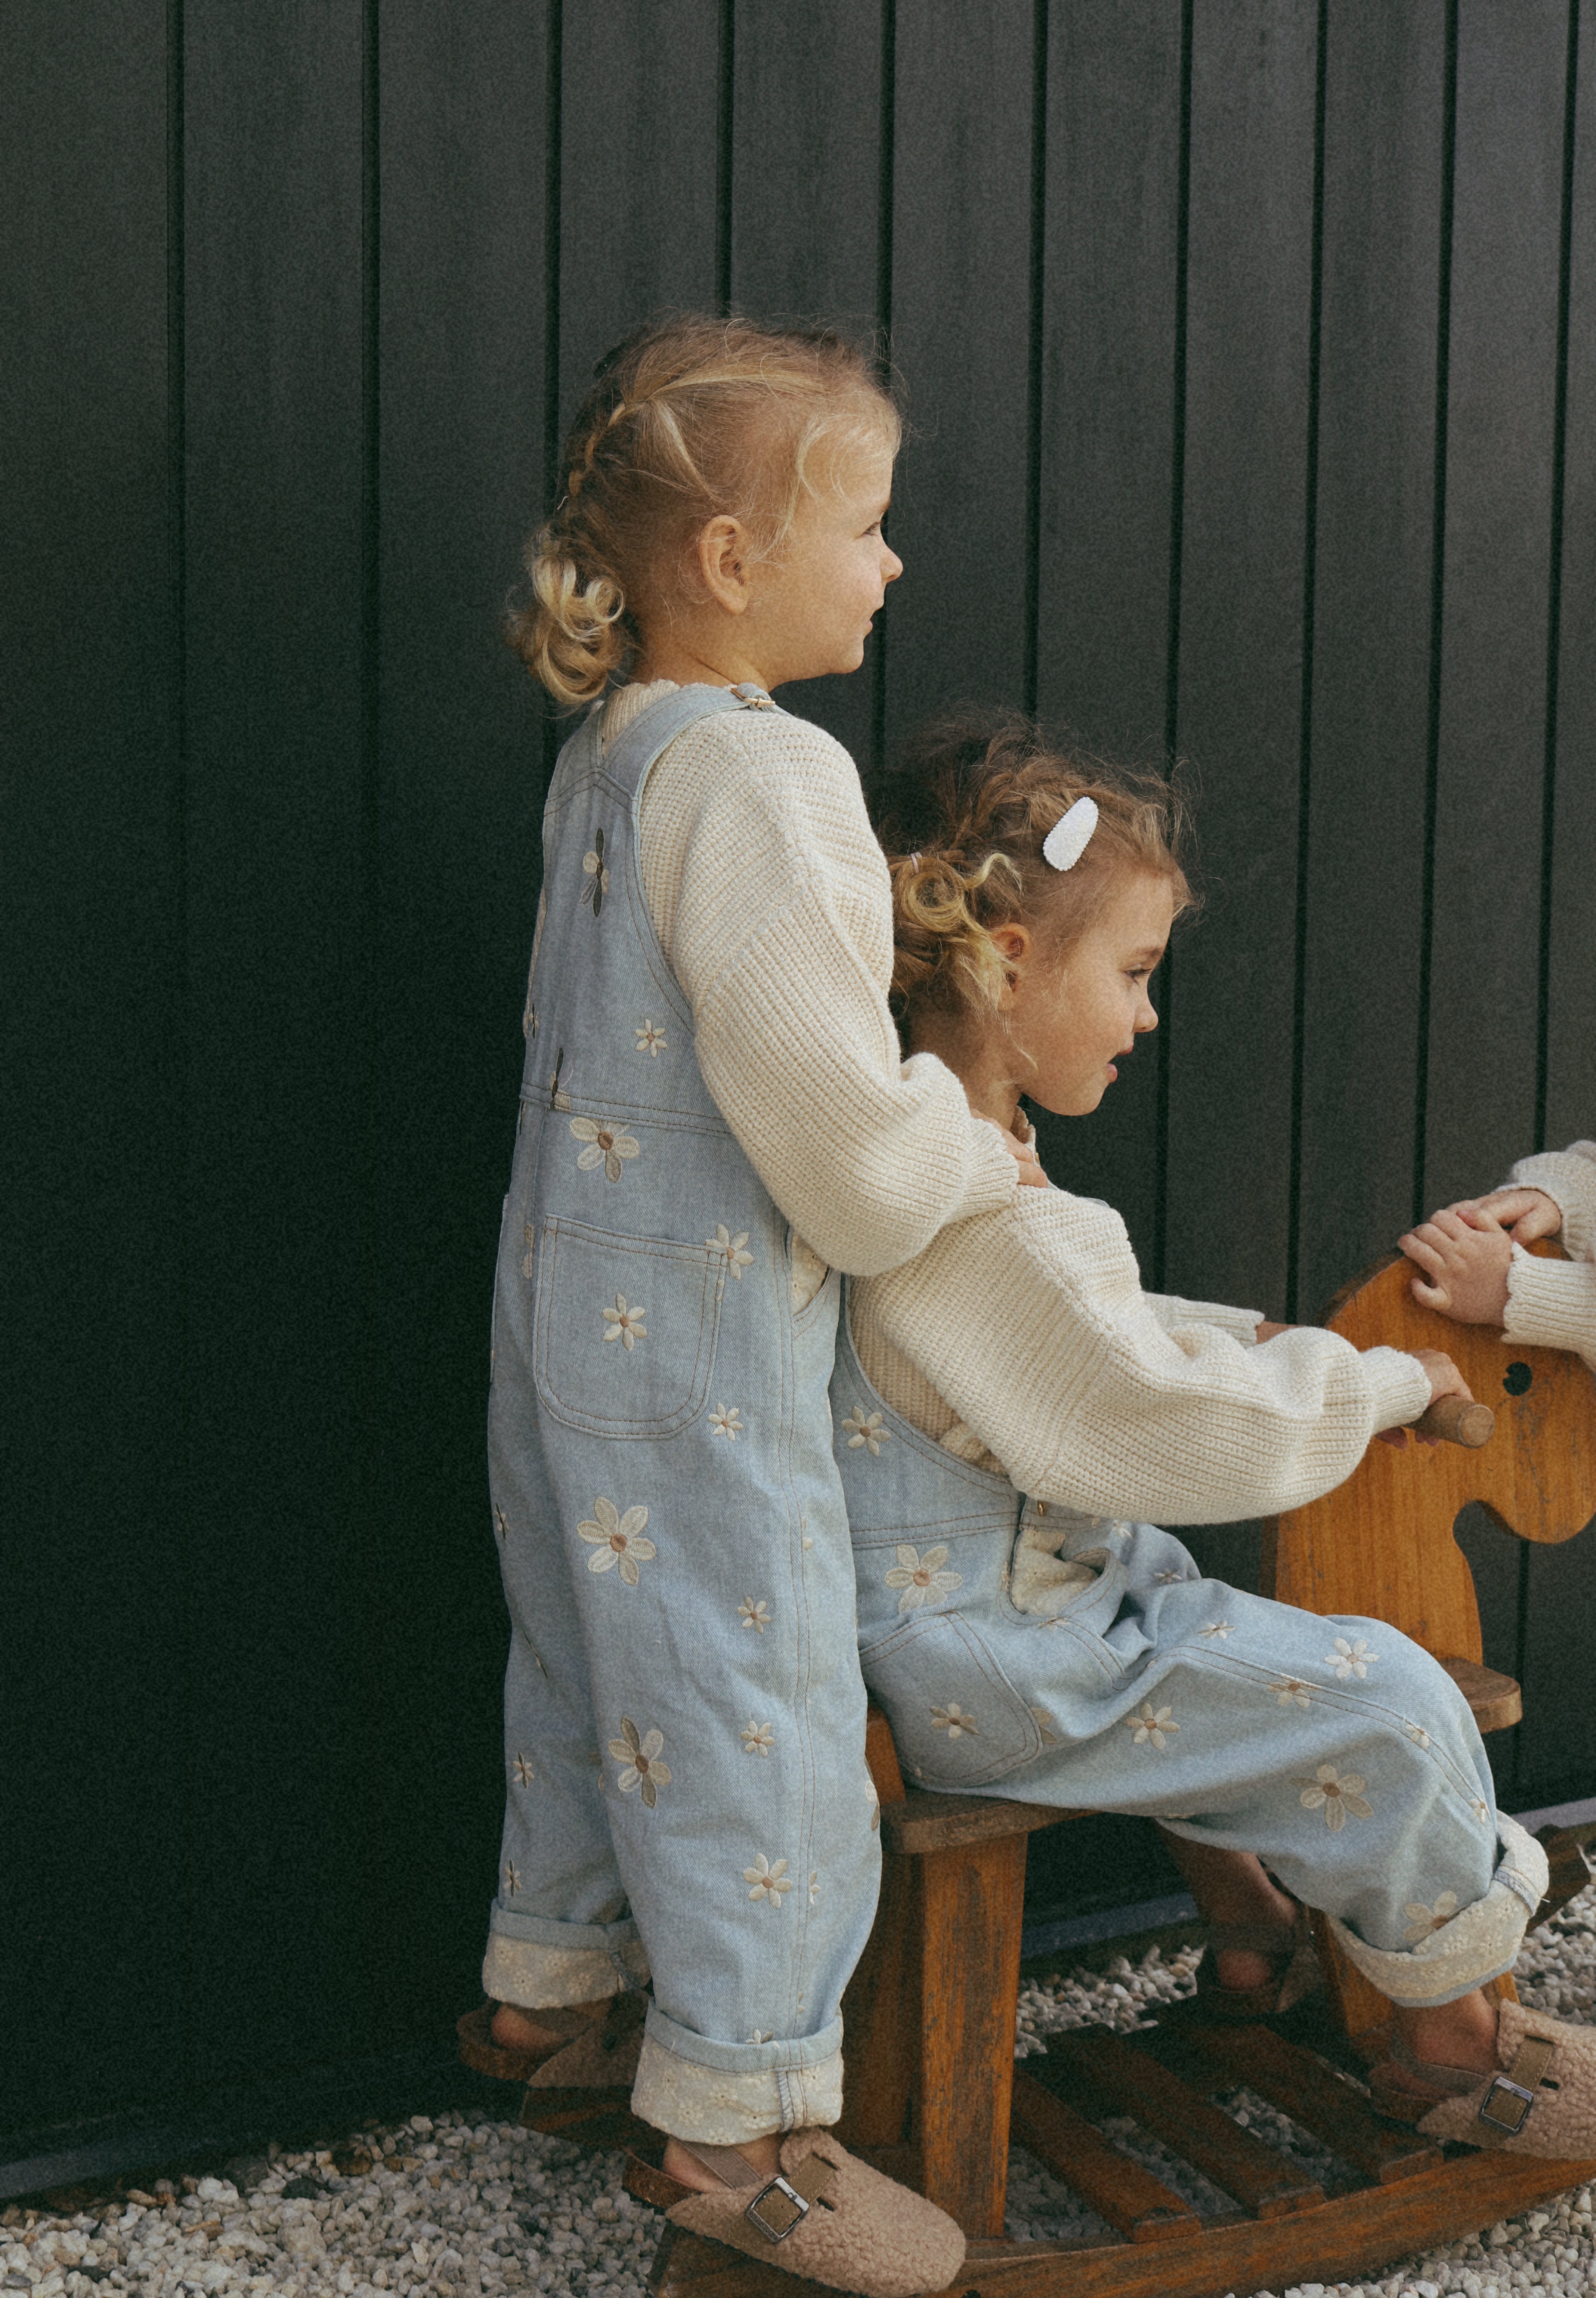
836, 712, 1593, 2158
469, 316, 1042, 2298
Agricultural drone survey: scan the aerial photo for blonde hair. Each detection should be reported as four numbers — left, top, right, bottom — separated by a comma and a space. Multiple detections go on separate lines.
869, 710, 1195, 1024
508, 313, 901, 705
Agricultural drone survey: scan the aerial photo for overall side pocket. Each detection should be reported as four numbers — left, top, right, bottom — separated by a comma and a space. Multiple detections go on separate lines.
532, 1216, 726, 1439
859, 1610, 1043, 1788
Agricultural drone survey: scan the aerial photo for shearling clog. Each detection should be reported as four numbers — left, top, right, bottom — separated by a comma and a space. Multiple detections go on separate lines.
659, 2129, 966, 2297
1371, 2000, 1596, 2157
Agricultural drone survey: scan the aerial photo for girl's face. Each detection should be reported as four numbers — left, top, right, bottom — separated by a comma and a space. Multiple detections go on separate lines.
744, 435, 903, 686
1003, 867, 1174, 1118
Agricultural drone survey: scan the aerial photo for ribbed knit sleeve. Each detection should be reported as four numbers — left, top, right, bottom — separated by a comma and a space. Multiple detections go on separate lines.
851, 1189, 1432, 1524
1501, 1141, 1596, 1371
622, 688, 1018, 1273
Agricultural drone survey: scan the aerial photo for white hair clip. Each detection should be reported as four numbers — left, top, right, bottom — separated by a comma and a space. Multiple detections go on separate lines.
1042, 795, 1098, 873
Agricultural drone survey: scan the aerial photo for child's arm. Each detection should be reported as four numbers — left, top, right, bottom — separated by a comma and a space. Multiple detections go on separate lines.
1399, 1142, 1596, 1372
855, 1188, 1444, 1525
643, 709, 1030, 1273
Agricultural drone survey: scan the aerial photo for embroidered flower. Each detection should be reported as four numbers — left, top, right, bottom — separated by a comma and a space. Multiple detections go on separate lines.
608, 1717, 670, 1807
883, 1543, 962, 1613
707, 1223, 755, 1277
1199, 1621, 1236, 1640
744, 1854, 793, 1908
571, 1116, 640, 1182
865, 1775, 881, 1830
808, 1871, 820, 1905
1403, 1890, 1460, 1944
635, 1018, 666, 1056
1298, 1764, 1373, 1830
930, 1702, 978, 1739
513, 1752, 535, 1787
709, 1403, 745, 1439
1029, 1706, 1061, 1746
524, 996, 537, 1042
1270, 1676, 1313, 1708
577, 1496, 656, 1585
493, 1503, 510, 1542
1405, 1722, 1432, 1749
581, 829, 609, 913
1325, 1635, 1378, 1681
502, 1862, 521, 1895
522, 1222, 537, 1279
842, 1406, 890, 1455
1154, 1569, 1187, 1585
602, 1293, 647, 1349
741, 1720, 775, 1758
1471, 1796, 1491, 1826
739, 1596, 771, 1633
749, 2029, 771, 2044
1128, 1702, 1178, 1751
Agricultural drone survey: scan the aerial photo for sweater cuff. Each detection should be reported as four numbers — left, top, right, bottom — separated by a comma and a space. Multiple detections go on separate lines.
1362, 1346, 1436, 1433
950, 1116, 1024, 1221
1503, 1245, 1596, 1365
1507, 1143, 1596, 1262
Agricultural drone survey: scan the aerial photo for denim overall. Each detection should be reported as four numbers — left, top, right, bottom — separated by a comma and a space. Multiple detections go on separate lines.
484, 685, 879, 2142
832, 1296, 1546, 2006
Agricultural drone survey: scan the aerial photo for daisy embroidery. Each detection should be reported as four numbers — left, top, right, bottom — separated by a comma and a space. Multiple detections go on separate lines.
1154, 1569, 1187, 1585
808, 1872, 820, 1906
741, 1720, 775, 1758
571, 1116, 640, 1182
581, 829, 609, 913
577, 1496, 656, 1585
1199, 1621, 1235, 1640
513, 1752, 535, 1787
842, 1407, 890, 1456
634, 1018, 666, 1056
744, 1854, 793, 1908
502, 1862, 521, 1895
930, 1702, 978, 1739
1128, 1702, 1178, 1751
493, 1503, 510, 1542
1471, 1796, 1491, 1826
1325, 1635, 1378, 1681
1270, 1676, 1312, 1708
523, 996, 537, 1042
739, 1595, 772, 1633
1403, 1891, 1459, 1944
522, 1222, 537, 1279
1298, 1764, 1373, 1830
865, 1775, 881, 1831
749, 2029, 771, 2045
707, 1224, 755, 1278
602, 1293, 647, 1350
608, 1718, 670, 1808
1405, 1722, 1432, 1749
709, 1403, 745, 1440
884, 1543, 962, 1613
1029, 1707, 1061, 1746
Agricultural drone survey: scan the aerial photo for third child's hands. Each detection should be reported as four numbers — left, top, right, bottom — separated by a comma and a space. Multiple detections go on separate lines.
1398, 1207, 1512, 1327
1464, 1184, 1562, 1243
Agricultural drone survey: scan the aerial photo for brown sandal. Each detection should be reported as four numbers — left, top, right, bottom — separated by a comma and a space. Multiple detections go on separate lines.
456, 1991, 646, 2089
1189, 1904, 1321, 2022
1369, 2002, 1596, 2158
626, 2131, 966, 2298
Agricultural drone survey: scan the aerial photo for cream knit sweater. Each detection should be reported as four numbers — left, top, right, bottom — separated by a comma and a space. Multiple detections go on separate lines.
590, 680, 1018, 1274
1503, 1141, 1596, 1373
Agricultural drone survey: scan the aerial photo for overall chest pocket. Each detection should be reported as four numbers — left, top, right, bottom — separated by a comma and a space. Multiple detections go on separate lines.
859, 1611, 1043, 1789
532, 1217, 725, 1439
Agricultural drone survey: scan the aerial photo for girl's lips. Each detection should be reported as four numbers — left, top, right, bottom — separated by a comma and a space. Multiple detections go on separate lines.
1106, 1063, 1118, 1081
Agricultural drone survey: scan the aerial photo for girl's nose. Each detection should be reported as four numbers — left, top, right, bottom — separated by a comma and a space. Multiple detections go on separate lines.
883, 544, 904, 584
1136, 997, 1158, 1033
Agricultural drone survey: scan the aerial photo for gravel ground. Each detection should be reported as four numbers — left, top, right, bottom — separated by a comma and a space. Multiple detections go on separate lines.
6, 1881, 1593, 2298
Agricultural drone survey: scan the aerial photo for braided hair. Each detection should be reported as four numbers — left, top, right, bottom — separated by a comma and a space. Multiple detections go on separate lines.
509, 314, 900, 705
868, 710, 1196, 1027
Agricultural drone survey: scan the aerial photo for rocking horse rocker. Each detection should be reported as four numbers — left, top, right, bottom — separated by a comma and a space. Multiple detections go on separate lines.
516, 1248, 1596, 2298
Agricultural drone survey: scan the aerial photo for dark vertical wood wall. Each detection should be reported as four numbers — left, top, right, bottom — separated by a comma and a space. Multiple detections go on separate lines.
6, 0, 1594, 2168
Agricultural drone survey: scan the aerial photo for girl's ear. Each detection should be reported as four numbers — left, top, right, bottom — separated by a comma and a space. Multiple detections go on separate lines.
697, 516, 754, 616
989, 922, 1031, 1007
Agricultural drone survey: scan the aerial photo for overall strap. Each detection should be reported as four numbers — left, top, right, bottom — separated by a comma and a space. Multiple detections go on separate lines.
599, 681, 783, 806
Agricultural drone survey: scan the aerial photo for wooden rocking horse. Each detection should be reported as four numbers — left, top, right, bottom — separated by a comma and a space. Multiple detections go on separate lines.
527, 1248, 1596, 2298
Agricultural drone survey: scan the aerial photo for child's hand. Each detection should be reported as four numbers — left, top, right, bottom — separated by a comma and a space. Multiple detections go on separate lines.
1462, 1184, 1562, 1243
1398, 1208, 1511, 1326
986, 1120, 1051, 1188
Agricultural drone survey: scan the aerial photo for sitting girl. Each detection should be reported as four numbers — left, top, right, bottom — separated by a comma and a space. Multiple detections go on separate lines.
834, 712, 1594, 2157
1401, 1142, 1596, 1374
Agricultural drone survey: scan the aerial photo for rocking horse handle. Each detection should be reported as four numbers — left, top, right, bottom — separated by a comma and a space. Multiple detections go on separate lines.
1411, 1394, 1496, 1448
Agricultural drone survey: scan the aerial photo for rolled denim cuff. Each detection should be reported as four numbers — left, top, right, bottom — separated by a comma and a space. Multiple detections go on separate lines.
483, 1903, 650, 2008
630, 2003, 845, 2143
1326, 1815, 1548, 2008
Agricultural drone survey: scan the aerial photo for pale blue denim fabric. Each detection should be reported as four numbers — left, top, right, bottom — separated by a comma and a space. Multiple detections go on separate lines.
484, 687, 879, 2139
832, 1298, 1539, 2003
